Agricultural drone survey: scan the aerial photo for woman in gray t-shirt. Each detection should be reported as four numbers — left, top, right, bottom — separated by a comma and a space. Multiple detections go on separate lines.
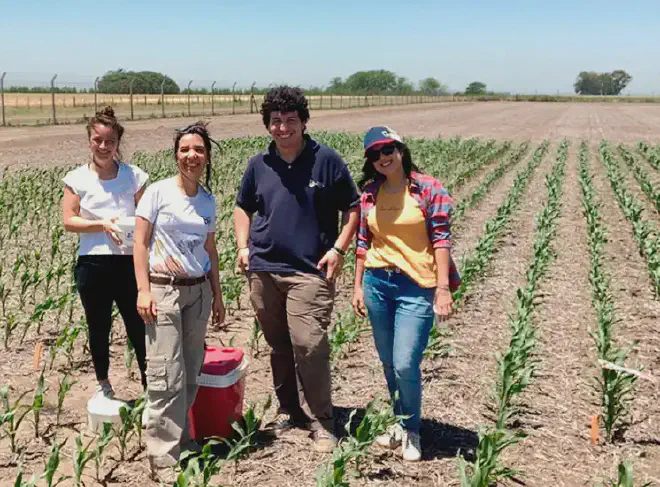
134, 122, 225, 479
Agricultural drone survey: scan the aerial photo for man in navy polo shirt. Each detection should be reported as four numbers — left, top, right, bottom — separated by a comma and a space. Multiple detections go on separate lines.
234, 86, 360, 452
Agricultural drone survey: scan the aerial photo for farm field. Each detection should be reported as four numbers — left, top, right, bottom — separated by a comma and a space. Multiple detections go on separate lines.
0, 104, 659, 486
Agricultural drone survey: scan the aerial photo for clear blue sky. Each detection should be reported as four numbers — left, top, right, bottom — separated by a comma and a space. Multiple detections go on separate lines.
1, 0, 659, 94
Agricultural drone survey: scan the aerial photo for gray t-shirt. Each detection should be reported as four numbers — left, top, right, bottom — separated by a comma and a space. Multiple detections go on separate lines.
136, 177, 216, 278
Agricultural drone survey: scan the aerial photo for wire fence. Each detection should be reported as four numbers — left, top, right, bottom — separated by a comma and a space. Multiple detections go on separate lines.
0, 72, 457, 127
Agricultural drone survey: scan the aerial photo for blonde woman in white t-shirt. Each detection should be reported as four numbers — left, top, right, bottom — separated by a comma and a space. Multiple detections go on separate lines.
134, 121, 225, 479
62, 106, 148, 399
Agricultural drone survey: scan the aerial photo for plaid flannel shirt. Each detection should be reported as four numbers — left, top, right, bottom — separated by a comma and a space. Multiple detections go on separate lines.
356, 171, 461, 292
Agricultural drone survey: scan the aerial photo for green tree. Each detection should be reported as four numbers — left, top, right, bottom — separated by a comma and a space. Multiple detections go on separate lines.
328, 77, 344, 92
395, 76, 414, 94
419, 77, 448, 95
97, 69, 180, 94
465, 81, 487, 95
574, 70, 632, 95
343, 70, 398, 93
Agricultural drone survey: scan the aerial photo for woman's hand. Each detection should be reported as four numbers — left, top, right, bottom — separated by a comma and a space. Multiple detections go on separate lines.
137, 290, 157, 324
352, 286, 367, 318
434, 286, 454, 322
103, 217, 123, 245
212, 293, 226, 328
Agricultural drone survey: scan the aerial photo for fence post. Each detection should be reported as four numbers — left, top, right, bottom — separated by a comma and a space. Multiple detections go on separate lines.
187, 80, 193, 116
211, 81, 216, 116
250, 82, 256, 113
129, 78, 135, 120
94, 77, 99, 114
1, 72, 5, 127
160, 80, 166, 118
232, 82, 237, 115
51, 74, 58, 125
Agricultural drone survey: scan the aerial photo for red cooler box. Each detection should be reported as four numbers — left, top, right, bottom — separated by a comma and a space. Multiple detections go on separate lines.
188, 347, 248, 440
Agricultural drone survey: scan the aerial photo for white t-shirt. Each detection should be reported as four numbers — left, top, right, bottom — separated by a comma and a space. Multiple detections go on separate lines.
62, 162, 149, 256
136, 177, 216, 278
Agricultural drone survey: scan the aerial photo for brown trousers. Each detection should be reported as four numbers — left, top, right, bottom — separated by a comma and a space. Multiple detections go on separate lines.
248, 271, 335, 432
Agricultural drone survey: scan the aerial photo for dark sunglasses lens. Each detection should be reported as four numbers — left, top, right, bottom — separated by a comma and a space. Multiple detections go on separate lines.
381, 144, 396, 156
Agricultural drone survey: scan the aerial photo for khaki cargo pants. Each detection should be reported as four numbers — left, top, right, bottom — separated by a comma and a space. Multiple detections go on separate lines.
144, 280, 212, 468
248, 271, 335, 432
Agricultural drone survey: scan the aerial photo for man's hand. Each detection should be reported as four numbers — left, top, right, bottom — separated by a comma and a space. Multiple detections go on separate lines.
236, 248, 250, 274
212, 294, 226, 328
317, 249, 344, 281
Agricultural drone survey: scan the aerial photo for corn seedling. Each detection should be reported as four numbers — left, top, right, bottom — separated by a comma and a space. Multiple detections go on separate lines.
0, 386, 32, 453
13, 452, 38, 487
72, 434, 95, 487
94, 422, 114, 481
56, 373, 77, 425
41, 439, 69, 487
329, 309, 369, 362
602, 460, 651, 487
114, 397, 145, 461
248, 318, 263, 355
316, 398, 400, 487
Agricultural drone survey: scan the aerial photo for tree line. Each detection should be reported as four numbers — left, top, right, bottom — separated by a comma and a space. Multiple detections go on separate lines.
2, 69, 635, 96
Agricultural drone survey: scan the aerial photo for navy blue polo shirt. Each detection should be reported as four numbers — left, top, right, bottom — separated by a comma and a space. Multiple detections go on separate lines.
236, 136, 360, 275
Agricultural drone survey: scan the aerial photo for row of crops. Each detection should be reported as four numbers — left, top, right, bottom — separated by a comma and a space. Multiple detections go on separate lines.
0, 135, 658, 485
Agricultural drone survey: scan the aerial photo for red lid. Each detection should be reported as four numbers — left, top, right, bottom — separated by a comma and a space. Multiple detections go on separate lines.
201, 347, 244, 376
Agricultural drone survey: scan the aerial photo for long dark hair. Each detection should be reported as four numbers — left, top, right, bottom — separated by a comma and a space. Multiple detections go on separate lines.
358, 142, 420, 189
174, 121, 219, 193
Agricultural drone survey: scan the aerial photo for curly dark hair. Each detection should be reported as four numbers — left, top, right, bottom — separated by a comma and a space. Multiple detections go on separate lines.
261, 86, 310, 128
86, 106, 124, 160
174, 120, 219, 193
358, 141, 421, 189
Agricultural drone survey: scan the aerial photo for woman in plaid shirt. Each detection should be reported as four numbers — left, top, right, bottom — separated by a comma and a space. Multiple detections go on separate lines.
352, 126, 459, 462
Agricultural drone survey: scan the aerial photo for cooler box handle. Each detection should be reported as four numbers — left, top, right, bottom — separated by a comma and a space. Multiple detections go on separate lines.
196, 359, 249, 388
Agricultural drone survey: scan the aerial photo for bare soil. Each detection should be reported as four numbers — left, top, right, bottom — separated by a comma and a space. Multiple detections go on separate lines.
2, 102, 660, 172
1, 104, 659, 486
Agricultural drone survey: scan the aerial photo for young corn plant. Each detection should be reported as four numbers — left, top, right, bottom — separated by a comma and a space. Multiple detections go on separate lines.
0, 386, 32, 453
223, 395, 272, 467
55, 373, 77, 425
602, 460, 651, 487
329, 309, 369, 363
41, 439, 69, 487
618, 145, 660, 215
114, 397, 146, 461
13, 452, 39, 487
176, 440, 225, 487
94, 422, 114, 482
248, 318, 263, 356
582, 143, 639, 442
316, 398, 400, 487
72, 434, 96, 487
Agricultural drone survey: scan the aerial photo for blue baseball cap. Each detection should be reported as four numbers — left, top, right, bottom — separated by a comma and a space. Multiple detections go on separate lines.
363, 126, 403, 152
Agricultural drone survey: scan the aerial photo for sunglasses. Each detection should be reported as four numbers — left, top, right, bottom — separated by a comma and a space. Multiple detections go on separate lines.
366, 143, 397, 162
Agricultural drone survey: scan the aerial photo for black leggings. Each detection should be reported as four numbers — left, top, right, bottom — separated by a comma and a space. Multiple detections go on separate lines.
75, 255, 147, 388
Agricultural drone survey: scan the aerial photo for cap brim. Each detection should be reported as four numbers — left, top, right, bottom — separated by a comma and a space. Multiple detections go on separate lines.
364, 139, 399, 152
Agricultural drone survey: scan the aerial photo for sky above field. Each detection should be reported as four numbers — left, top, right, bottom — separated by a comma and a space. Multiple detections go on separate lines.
1, 0, 659, 94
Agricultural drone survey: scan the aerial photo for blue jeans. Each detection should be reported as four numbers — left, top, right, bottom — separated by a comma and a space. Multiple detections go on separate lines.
363, 268, 435, 432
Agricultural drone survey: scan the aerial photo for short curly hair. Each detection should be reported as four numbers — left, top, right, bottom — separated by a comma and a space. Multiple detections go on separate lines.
261, 86, 310, 128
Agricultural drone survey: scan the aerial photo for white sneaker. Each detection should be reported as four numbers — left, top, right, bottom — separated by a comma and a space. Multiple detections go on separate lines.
375, 423, 403, 450
95, 382, 114, 400
402, 430, 422, 462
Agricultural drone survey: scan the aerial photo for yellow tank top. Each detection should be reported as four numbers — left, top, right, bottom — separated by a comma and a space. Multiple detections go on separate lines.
364, 186, 436, 288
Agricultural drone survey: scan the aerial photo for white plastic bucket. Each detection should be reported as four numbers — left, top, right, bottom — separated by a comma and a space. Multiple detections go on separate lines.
87, 395, 127, 433
115, 216, 136, 243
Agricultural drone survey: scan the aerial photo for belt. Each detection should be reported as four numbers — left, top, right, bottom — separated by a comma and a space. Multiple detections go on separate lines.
381, 266, 402, 274
149, 273, 209, 286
